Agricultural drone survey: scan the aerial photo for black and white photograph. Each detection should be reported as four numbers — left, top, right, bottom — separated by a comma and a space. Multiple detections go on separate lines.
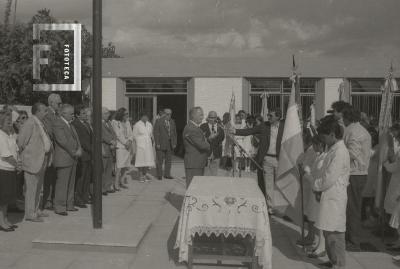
0, 0, 400, 268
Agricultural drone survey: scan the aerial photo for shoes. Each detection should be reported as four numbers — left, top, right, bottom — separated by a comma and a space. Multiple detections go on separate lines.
119, 184, 128, 189
319, 261, 333, 268
75, 203, 87, 208
393, 255, 400, 261
346, 242, 361, 252
9, 224, 18, 229
55, 211, 68, 216
157, 176, 162, 180
139, 179, 146, 183
107, 190, 115, 193
164, 176, 174, 179
37, 212, 49, 218
67, 208, 78, 212
102, 192, 108, 196
307, 251, 326, 258
296, 238, 314, 247
0, 226, 15, 232
25, 217, 44, 222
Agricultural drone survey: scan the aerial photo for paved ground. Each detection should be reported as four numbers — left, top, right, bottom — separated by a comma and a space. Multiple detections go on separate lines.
0, 161, 399, 269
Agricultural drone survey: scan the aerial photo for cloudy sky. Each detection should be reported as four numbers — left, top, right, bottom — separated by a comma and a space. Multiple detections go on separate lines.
2, 0, 400, 65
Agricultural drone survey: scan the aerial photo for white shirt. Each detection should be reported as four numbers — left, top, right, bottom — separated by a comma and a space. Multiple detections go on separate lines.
33, 115, 51, 153
0, 129, 18, 171
208, 123, 217, 134
190, 120, 200, 128
267, 122, 279, 155
61, 116, 70, 126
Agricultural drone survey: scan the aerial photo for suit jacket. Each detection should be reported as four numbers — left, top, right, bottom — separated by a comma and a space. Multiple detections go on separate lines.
71, 118, 92, 161
42, 108, 58, 139
17, 117, 52, 174
235, 120, 284, 165
183, 121, 210, 169
102, 120, 116, 158
200, 122, 224, 158
153, 116, 177, 150
53, 117, 81, 168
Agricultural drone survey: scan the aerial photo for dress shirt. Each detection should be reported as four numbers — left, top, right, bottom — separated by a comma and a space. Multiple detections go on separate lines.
190, 120, 200, 128
33, 115, 51, 153
267, 122, 279, 155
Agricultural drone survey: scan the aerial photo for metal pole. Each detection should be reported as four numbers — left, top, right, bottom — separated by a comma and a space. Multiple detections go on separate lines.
92, 0, 102, 229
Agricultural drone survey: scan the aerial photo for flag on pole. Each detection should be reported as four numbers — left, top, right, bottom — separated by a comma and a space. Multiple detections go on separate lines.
275, 70, 304, 225
261, 91, 269, 121
292, 55, 302, 124
229, 92, 236, 126
375, 65, 398, 208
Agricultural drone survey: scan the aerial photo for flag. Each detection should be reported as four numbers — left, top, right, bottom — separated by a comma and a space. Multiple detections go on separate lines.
375, 66, 398, 208
229, 92, 236, 126
260, 91, 269, 121
291, 55, 302, 124
275, 74, 304, 226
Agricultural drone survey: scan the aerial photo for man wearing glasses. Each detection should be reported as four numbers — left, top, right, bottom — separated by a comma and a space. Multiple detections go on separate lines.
153, 108, 177, 180
41, 93, 62, 210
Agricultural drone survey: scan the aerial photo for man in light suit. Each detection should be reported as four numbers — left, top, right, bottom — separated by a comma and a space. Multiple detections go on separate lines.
200, 111, 225, 176
53, 104, 82, 216
71, 105, 92, 208
154, 108, 177, 180
41, 93, 62, 210
18, 103, 53, 222
102, 107, 117, 193
183, 107, 210, 188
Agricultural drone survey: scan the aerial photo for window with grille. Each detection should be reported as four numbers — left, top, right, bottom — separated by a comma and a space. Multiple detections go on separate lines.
350, 78, 400, 122
248, 78, 318, 119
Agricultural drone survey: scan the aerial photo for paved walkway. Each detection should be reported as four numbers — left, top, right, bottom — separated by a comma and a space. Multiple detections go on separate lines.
0, 162, 399, 269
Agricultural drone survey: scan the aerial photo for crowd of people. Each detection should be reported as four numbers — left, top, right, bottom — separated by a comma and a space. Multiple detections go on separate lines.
0, 93, 179, 232
1, 96, 400, 269
182, 103, 400, 269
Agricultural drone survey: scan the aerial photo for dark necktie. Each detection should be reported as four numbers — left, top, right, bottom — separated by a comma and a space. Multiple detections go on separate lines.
211, 124, 216, 134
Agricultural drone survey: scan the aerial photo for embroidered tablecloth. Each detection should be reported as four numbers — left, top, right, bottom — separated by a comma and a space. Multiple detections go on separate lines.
174, 176, 272, 269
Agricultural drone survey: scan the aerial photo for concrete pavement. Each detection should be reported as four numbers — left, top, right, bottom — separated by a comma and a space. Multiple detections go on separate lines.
0, 161, 399, 269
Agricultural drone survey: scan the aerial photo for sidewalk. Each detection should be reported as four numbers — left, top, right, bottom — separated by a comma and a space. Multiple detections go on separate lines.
0, 162, 399, 269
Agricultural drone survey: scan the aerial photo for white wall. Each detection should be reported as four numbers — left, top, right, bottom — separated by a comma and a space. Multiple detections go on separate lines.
102, 78, 118, 110
315, 78, 343, 120
193, 77, 243, 119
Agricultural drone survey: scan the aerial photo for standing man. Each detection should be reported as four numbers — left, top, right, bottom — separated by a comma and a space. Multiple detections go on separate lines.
232, 108, 284, 214
41, 93, 62, 210
71, 105, 92, 208
342, 106, 371, 250
53, 104, 82, 216
18, 103, 53, 222
102, 107, 117, 193
200, 111, 225, 176
183, 107, 210, 188
154, 108, 177, 180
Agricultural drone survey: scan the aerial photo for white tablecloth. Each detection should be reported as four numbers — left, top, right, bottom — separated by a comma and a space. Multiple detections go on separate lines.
174, 176, 272, 269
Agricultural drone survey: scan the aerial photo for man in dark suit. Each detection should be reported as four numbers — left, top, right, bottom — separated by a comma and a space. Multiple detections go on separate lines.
233, 109, 284, 213
53, 104, 82, 215
41, 93, 62, 210
71, 105, 92, 208
153, 108, 177, 180
200, 111, 224, 176
183, 107, 210, 188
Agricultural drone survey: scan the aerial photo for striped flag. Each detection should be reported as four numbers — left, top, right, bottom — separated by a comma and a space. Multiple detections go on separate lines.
375, 66, 398, 208
275, 71, 304, 225
260, 91, 269, 121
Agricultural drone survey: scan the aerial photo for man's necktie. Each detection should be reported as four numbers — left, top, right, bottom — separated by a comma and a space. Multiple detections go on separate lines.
212, 124, 216, 134
166, 120, 171, 136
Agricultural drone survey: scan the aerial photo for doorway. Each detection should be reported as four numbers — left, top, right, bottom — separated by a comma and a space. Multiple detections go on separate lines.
128, 94, 187, 157
157, 95, 187, 157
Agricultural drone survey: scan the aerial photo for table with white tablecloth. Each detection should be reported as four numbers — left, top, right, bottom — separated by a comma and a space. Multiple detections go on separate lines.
174, 176, 272, 269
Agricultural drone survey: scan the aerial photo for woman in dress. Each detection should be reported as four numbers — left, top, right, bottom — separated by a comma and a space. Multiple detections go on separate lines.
111, 108, 132, 191
133, 113, 155, 182
0, 110, 20, 232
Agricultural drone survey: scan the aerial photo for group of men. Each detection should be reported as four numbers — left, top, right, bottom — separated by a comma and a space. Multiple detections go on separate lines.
18, 94, 94, 221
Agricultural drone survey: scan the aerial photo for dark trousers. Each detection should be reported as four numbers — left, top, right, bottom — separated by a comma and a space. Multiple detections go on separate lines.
75, 159, 91, 204
257, 167, 266, 198
324, 230, 346, 268
156, 147, 172, 178
346, 175, 367, 243
54, 164, 77, 213
102, 157, 113, 192
185, 168, 204, 188
41, 165, 56, 209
